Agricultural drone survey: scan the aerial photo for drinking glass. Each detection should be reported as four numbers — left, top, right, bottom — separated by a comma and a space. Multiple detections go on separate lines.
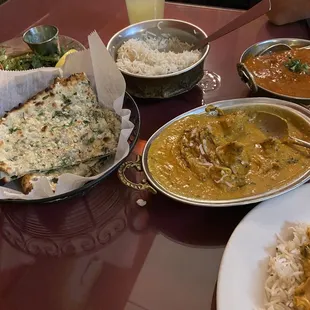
125, 0, 165, 24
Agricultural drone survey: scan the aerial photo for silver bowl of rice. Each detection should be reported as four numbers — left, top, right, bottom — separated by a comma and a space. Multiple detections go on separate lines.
107, 19, 209, 99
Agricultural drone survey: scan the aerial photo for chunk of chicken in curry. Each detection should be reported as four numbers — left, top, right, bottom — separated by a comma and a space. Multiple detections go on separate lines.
147, 106, 310, 200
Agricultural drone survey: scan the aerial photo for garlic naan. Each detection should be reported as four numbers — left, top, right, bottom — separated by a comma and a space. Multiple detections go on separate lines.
0, 73, 121, 193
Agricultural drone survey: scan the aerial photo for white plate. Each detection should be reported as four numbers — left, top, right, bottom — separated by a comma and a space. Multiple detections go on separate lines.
217, 183, 310, 310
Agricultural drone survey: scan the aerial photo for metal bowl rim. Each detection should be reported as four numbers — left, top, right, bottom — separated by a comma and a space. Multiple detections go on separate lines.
23, 25, 59, 46
141, 97, 310, 207
239, 37, 310, 101
107, 18, 209, 79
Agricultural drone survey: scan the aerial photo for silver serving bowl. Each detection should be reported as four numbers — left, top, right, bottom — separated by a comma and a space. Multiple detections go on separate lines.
238, 38, 310, 104
107, 19, 209, 99
118, 97, 310, 207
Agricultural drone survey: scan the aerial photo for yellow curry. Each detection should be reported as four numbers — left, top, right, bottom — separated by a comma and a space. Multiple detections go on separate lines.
147, 107, 310, 200
244, 48, 310, 98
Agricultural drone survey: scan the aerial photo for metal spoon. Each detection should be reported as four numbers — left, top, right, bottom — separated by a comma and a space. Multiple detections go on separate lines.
258, 43, 310, 56
192, 0, 271, 51
254, 111, 310, 149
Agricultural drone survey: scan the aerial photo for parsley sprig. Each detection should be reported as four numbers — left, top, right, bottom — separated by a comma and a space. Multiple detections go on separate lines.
285, 56, 310, 74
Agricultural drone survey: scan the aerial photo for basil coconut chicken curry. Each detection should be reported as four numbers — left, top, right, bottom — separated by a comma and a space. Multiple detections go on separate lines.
148, 106, 310, 200
244, 48, 310, 98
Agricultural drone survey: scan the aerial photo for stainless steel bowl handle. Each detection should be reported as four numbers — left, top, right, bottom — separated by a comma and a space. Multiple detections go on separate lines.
118, 155, 157, 195
237, 62, 258, 93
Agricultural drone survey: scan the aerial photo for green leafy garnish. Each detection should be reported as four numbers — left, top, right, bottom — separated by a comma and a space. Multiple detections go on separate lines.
0, 48, 6, 62
285, 57, 310, 74
9, 127, 20, 133
53, 110, 70, 118
205, 105, 224, 116
63, 119, 74, 127
62, 94, 71, 105
0, 52, 60, 71
61, 157, 72, 167
30, 54, 59, 68
87, 137, 95, 145
92, 128, 103, 134
62, 95, 72, 110
42, 95, 49, 100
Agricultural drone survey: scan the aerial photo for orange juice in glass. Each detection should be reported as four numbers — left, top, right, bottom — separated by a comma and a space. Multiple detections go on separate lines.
125, 0, 165, 24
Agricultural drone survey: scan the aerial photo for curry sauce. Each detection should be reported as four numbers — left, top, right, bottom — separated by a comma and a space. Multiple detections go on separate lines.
244, 48, 310, 98
147, 107, 310, 200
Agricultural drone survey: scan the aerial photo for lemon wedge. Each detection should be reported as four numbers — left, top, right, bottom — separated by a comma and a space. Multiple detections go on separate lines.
55, 49, 77, 68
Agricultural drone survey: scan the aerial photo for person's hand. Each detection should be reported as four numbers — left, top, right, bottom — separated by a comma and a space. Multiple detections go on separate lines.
267, 0, 310, 25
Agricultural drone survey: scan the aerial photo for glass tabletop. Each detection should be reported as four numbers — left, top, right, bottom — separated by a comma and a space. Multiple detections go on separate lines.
0, 162, 255, 309
0, 0, 309, 309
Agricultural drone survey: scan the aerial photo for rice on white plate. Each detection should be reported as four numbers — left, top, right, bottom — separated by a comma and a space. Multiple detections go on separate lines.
263, 223, 309, 310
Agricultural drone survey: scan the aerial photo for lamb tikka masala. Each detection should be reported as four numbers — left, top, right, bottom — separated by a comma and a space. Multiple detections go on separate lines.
147, 106, 310, 200
244, 48, 310, 98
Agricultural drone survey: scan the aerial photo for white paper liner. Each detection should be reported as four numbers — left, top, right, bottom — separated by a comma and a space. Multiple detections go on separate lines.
0, 31, 134, 200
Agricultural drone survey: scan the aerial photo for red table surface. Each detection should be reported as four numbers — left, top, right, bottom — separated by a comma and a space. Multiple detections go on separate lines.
0, 1, 309, 309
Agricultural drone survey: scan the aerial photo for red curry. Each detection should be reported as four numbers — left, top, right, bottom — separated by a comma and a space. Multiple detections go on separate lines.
244, 48, 310, 98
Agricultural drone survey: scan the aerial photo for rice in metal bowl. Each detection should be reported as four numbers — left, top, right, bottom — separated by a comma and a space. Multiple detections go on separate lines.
107, 19, 210, 98
116, 34, 202, 76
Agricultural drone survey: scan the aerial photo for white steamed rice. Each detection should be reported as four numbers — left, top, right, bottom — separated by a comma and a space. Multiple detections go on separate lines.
116, 35, 202, 76
263, 223, 308, 310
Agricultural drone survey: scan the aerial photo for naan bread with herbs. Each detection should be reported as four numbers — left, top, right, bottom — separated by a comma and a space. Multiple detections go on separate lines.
21, 157, 107, 194
0, 73, 121, 193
